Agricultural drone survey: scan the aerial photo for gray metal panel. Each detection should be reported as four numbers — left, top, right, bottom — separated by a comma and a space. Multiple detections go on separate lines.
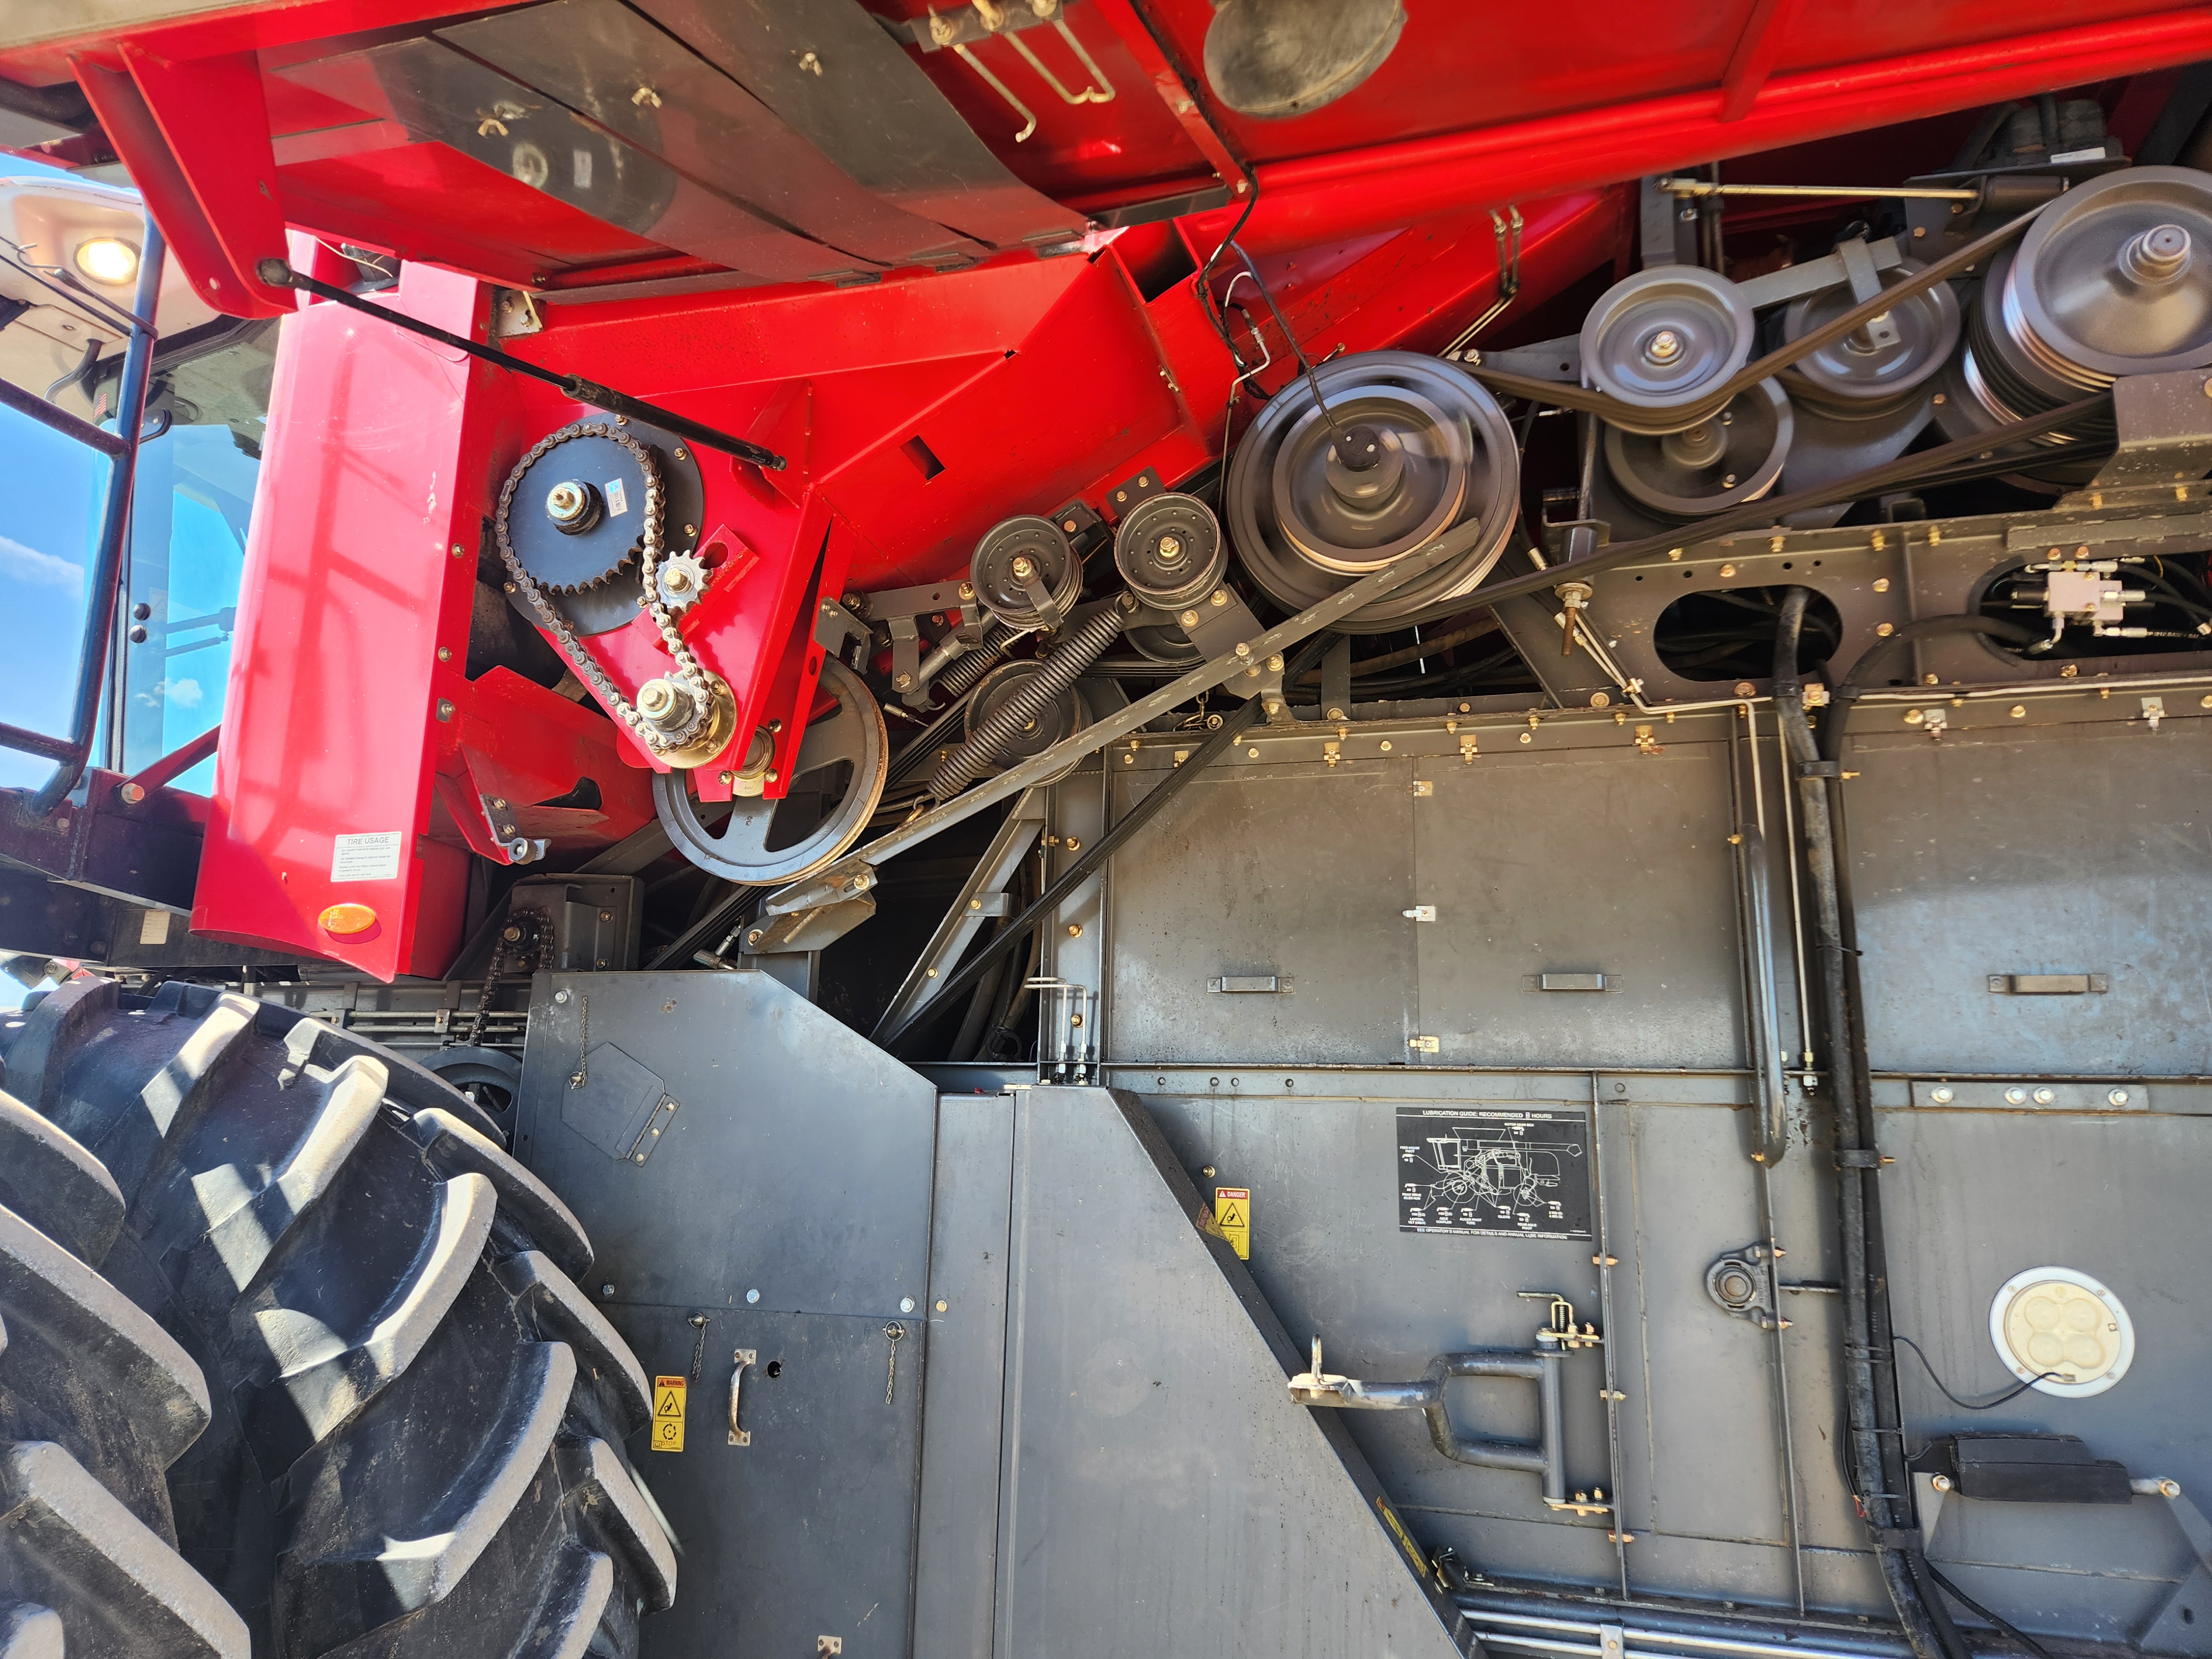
441, 0, 980, 269
913, 1092, 1016, 1659
275, 39, 845, 281
1844, 720, 2212, 1076
633, 0, 1085, 249
1881, 1102, 2211, 1642
1106, 759, 1420, 1064
613, 1304, 926, 1659
515, 969, 937, 1315
995, 1085, 1465, 1659
1412, 742, 1745, 1070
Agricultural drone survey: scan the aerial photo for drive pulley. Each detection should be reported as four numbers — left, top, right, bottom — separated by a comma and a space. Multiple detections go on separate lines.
1224, 351, 1519, 633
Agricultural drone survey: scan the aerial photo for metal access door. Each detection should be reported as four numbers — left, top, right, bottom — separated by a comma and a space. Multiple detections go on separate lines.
514, 969, 940, 1659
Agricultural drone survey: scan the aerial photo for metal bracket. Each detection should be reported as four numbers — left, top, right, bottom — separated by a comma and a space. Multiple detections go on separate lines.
1705, 1243, 1788, 1331
873, 789, 1048, 1039
1989, 972, 2109, 994
742, 893, 877, 957
1290, 1332, 1592, 1511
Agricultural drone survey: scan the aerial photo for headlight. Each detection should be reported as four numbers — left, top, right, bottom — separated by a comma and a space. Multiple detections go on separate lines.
73, 236, 140, 285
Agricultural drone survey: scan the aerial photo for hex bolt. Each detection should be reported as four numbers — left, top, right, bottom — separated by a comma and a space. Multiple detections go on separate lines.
1010, 554, 1036, 581
1645, 329, 1682, 363
600, 1282, 616, 1298
1178, 609, 1199, 627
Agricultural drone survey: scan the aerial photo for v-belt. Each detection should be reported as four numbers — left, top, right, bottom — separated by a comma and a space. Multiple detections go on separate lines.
257, 259, 786, 471
762, 388, 2107, 917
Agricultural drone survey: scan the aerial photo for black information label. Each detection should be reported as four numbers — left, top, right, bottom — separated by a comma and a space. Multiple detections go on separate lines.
1395, 1105, 1592, 1239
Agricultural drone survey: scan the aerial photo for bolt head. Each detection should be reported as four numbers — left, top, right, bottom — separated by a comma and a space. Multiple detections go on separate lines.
747, 1288, 760, 1304
1930, 1085, 1954, 1104
637, 678, 678, 719
600, 1282, 616, 1298
2033, 1087, 2057, 1105
2109, 1088, 2131, 1106
1646, 329, 1682, 362
546, 481, 589, 524
1156, 533, 1183, 562
1010, 554, 1036, 580
555, 989, 571, 1003
1178, 609, 1198, 627
665, 566, 692, 592
1210, 589, 1228, 607
900, 1297, 916, 1314
1066, 923, 1082, 937
117, 781, 145, 805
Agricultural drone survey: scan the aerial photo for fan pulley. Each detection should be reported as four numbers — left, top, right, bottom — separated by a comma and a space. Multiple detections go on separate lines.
1580, 265, 1755, 434
1603, 382, 1793, 519
651, 655, 888, 884
1224, 351, 1519, 634
1781, 258, 1960, 414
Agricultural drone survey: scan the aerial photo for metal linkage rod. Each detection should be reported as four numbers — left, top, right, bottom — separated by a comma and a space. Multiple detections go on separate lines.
255, 259, 786, 471
1655, 178, 1980, 201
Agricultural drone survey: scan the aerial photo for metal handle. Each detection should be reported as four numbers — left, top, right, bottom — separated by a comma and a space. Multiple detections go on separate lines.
728, 1348, 755, 1446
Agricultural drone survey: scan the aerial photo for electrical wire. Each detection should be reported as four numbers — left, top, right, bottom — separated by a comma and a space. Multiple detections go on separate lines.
1922, 1562, 2062, 1659
1892, 1335, 2060, 1411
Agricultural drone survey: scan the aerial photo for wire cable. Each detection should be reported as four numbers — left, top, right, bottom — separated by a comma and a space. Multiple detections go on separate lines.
1922, 1561, 2062, 1659
1893, 1335, 2059, 1410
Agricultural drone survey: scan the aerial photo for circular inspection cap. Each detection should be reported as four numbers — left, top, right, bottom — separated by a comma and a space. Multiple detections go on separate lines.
1581, 265, 1755, 428
1988, 1265, 2133, 1399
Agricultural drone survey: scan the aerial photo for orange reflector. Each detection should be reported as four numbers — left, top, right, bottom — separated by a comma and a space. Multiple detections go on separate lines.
319, 902, 379, 935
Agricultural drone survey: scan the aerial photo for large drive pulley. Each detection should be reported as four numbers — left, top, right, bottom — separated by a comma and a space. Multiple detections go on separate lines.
963, 660, 1089, 779
1945, 166, 2212, 468
652, 655, 888, 884
1224, 351, 1519, 634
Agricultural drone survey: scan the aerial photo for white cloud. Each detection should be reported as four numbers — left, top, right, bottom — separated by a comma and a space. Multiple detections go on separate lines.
0, 534, 82, 594
168, 678, 203, 708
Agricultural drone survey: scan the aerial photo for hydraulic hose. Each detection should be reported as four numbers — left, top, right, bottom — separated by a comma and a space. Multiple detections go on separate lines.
1773, 591, 1969, 1659
1818, 614, 2041, 764
930, 598, 1131, 799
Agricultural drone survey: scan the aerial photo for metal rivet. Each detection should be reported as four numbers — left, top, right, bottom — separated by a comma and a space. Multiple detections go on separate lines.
747, 1288, 760, 1303
2033, 1087, 2057, 1105
2109, 1088, 2131, 1105
2006, 1087, 2027, 1104
555, 989, 571, 1004
900, 1297, 916, 1313
936, 1299, 948, 1312
1929, 1086, 1954, 1104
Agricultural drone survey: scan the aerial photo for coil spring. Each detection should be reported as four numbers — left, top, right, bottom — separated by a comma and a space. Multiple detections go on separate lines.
930, 601, 1130, 799
930, 622, 1021, 701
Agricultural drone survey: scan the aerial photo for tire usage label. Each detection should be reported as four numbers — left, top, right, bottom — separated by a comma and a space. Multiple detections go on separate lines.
1396, 1105, 1592, 1239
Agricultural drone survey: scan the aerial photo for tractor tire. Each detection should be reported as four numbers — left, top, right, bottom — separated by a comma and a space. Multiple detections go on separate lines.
0, 979, 674, 1659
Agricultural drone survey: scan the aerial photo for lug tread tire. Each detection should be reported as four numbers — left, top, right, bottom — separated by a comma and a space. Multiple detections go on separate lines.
1, 982, 668, 1659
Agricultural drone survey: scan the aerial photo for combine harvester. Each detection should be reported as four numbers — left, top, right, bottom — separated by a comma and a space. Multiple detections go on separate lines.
2, 1, 2211, 1655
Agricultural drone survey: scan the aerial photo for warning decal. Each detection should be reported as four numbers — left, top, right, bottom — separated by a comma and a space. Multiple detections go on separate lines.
1395, 1105, 1591, 1239
1213, 1188, 1251, 1260
651, 1375, 686, 1452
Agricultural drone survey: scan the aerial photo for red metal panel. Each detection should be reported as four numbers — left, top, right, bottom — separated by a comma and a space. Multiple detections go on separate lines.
123, 46, 294, 314
1194, 6, 2212, 254
192, 239, 491, 978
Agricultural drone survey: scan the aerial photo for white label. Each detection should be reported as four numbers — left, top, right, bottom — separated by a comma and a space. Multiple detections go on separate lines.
331, 831, 404, 883
573, 148, 594, 189
605, 477, 629, 517
2049, 146, 2106, 165
138, 910, 171, 945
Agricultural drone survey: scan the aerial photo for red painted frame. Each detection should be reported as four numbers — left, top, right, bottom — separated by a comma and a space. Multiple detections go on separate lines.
17, 0, 2204, 978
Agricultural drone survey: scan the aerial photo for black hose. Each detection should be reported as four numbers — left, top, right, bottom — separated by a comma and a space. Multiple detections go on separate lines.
1818, 614, 2041, 764
1773, 592, 1965, 1659
930, 599, 1131, 798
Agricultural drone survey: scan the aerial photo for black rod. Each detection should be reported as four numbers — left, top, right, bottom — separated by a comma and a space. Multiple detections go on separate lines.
256, 259, 786, 472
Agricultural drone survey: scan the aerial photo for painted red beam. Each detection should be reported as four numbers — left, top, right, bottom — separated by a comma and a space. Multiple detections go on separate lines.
1209, 6, 2212, 255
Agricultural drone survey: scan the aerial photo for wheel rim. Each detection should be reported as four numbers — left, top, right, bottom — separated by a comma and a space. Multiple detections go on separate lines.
653, 656, 888, 883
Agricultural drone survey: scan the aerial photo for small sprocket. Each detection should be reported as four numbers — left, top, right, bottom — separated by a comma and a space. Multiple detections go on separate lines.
656, 547, 709, 614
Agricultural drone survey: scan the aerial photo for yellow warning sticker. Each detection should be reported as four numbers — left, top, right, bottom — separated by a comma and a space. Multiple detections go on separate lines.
651, 1375, 686, 1453
1213, 1188, 1251, 1260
